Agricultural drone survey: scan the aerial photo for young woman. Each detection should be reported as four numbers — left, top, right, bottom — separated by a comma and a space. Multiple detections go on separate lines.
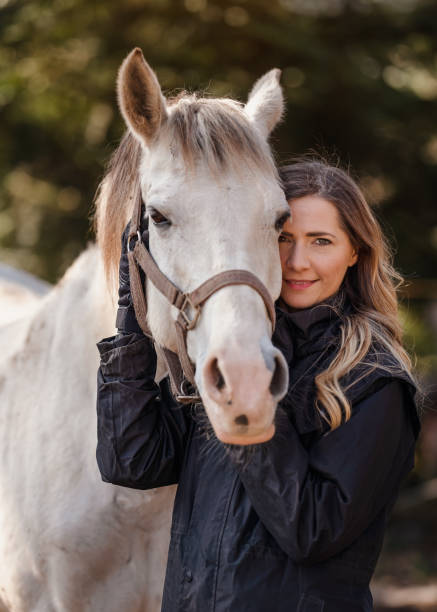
96, 160, 420, 612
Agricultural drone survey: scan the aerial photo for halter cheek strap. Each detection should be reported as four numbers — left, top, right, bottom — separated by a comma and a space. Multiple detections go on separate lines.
127, 192, 276, 403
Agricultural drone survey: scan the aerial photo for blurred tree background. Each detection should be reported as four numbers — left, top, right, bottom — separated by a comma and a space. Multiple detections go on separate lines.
1, 0, 437, 608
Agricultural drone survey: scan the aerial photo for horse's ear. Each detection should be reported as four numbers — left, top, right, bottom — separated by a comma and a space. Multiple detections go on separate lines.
245, 69, 284, 139
117, 48, 168, 145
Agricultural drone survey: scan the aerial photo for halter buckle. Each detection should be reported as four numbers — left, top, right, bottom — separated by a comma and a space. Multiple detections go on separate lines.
180, 294, 201, 330
176, 393, 202, 404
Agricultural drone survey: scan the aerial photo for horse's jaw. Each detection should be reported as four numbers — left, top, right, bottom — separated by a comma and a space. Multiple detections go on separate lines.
146, 288, 179, 353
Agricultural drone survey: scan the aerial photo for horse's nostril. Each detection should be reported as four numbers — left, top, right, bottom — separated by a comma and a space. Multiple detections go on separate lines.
211, 358, 225, 391
269, 353, 289, 399
234, 414, 249, 426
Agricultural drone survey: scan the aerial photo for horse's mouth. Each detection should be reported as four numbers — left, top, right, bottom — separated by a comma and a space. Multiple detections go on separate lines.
213, 423, 275, 446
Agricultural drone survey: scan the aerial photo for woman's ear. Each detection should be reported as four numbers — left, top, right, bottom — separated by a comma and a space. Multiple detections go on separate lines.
349, 250, 359, 267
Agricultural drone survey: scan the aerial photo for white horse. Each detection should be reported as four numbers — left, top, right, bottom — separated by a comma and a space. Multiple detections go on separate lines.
0, 49, 288, 611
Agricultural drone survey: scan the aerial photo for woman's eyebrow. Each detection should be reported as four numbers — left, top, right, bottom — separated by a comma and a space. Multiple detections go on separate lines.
280, 230, 336, 238
306, 231, 336, 238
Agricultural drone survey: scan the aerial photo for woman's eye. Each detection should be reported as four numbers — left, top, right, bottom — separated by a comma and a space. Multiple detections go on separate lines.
150, 210, 171, 226
314, 238, 331, 246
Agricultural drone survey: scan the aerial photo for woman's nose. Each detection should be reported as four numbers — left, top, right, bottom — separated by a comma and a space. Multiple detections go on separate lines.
286, 245, 310, 271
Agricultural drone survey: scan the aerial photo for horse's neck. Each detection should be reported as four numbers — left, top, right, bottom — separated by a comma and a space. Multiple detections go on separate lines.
50, 244, 117, 346
6, 246, 117, 367
3, 245, 167, 388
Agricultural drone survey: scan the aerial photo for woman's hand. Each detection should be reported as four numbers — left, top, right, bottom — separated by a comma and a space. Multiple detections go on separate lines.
116, 223, 149, 334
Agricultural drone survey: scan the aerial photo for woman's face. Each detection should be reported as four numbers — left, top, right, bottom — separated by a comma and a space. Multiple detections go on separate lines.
279, 195, 358, 310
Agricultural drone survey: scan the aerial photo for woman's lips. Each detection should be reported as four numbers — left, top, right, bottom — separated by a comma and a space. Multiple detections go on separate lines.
284, 279, 318, 290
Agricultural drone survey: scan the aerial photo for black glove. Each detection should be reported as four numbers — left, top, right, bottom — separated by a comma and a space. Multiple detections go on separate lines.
116, 222, 149, 334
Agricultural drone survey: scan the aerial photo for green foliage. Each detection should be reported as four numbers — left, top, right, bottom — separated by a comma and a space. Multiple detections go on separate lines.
400, 302, 437, 380
1, 0, 437, 286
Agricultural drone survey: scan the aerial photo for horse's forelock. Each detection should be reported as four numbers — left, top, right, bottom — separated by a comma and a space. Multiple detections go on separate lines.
95, 93, 277, 287
167, 94, 275, 173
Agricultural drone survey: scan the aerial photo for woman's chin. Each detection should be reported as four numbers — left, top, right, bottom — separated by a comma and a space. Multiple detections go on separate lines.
281, 291, 319, 310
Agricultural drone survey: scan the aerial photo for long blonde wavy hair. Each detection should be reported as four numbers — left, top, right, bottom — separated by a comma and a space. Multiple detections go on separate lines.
279, 160, 415, 430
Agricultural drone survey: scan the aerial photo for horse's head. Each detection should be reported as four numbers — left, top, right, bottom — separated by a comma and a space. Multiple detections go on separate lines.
115, 49, 290, 445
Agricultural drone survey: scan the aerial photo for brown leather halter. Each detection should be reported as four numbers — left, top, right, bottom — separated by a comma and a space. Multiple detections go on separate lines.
127, 192, 276, 403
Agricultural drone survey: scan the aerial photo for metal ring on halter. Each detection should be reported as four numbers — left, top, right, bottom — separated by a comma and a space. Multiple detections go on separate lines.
175, 378, 201, 404
180, 379, 192, 396
127, 230, 142, 253
179, 295, 201, 330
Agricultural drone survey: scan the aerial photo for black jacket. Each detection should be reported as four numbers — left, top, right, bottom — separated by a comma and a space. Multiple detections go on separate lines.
96, 301, 419, 612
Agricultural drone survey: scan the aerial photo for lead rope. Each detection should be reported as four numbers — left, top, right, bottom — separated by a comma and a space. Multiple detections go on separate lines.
127, 247, 152, 338
126, 192, 152, 336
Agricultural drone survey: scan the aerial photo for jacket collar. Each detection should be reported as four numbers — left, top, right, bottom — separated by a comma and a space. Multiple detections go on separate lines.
277, 299, 339, 336
274, 292, 348, 362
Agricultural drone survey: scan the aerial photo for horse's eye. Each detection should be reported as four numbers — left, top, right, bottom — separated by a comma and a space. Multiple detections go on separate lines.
275, 211, 290, 232
150, 210, 171, 227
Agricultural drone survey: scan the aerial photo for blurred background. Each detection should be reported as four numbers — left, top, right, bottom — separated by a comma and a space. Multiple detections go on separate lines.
0, 0, 436, 609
